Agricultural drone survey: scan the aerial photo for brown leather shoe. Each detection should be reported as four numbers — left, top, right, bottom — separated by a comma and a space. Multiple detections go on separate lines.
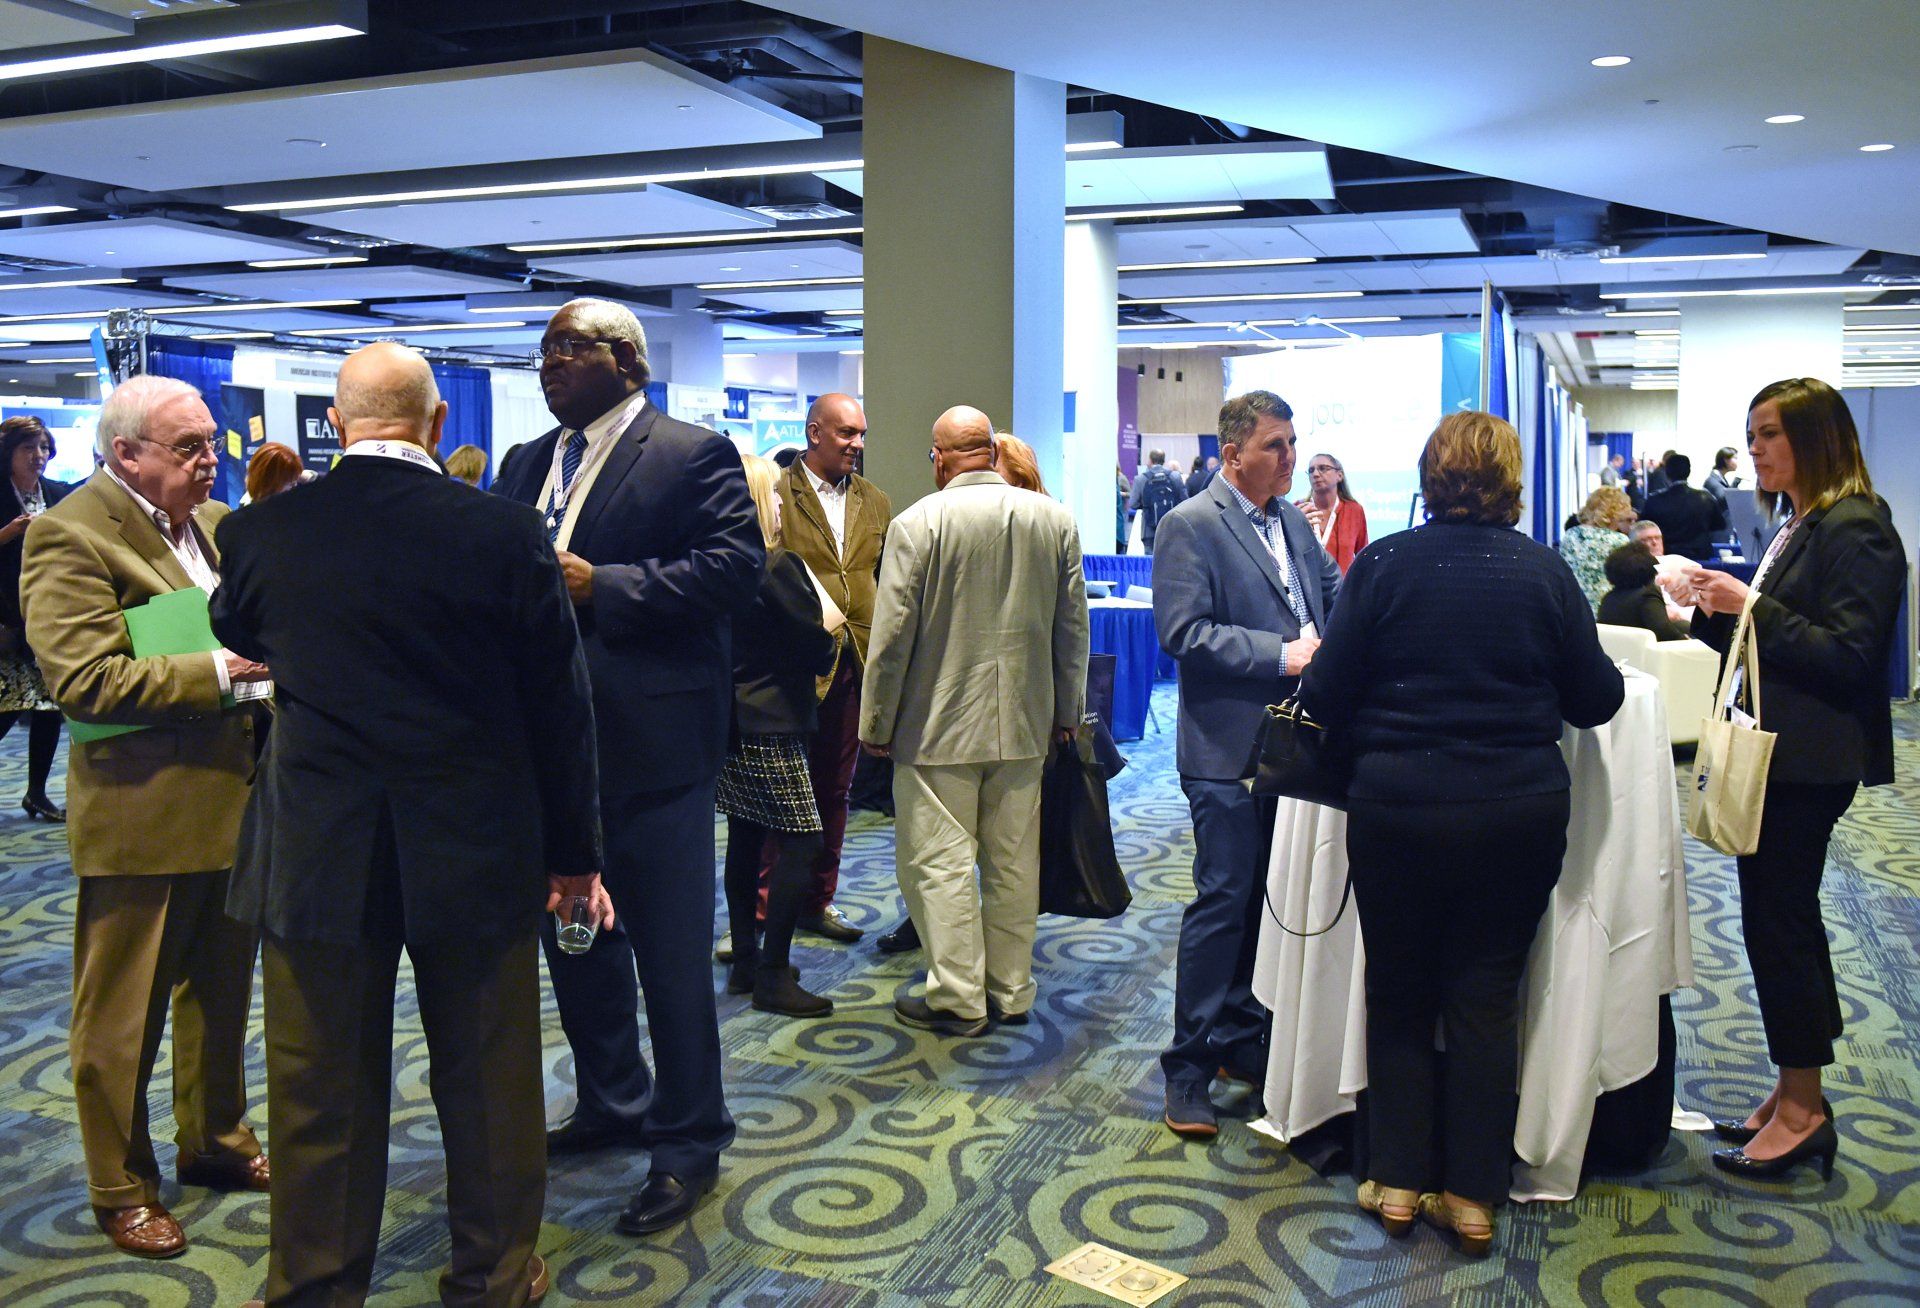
178, 1148, 271, 1192
527, 1253, 550, 1303
94, 1203, 187, 1258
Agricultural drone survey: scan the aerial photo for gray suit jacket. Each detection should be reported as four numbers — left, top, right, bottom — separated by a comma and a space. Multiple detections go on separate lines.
1153, 474, 1341, 780
860, 471, 1089, 766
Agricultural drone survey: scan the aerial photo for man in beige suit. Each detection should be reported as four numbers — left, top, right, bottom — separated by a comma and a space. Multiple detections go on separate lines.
859, 406, 1089, 1037
21, 375, 271, 1258
770, 392, 890, 944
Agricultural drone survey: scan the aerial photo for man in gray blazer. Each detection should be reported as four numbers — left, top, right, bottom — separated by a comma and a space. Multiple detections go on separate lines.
860, 406, 1089, 1037
1152, 390, 1340, 1138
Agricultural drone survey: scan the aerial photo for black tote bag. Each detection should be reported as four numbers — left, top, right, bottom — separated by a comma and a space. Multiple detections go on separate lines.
1038, 734, 1132, 919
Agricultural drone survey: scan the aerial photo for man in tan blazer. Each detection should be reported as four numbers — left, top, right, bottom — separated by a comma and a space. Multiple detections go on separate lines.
21, 375, 271, 1259
770, 392, 890, 944
859, 406, 1088, 1037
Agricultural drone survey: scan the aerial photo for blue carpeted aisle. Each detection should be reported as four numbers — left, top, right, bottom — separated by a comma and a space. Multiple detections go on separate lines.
1, 684, 1918, 1304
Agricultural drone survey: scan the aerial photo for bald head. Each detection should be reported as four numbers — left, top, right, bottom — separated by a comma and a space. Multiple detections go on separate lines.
332, 343, 445, 452
803, 391, 866, 483
930, 405, 996, 489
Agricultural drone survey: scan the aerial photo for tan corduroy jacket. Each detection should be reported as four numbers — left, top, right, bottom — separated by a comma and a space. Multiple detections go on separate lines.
21, 471, 256, 877
776, 457, 891, 697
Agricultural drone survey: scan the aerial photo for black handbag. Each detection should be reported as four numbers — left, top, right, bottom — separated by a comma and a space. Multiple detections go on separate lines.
1248, 696, 1351, 810
1037, 732, 1132, 919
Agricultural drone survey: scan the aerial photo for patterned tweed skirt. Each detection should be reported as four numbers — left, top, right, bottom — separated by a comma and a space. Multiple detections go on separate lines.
0, 652, 55, 714
715, 732, 822, 834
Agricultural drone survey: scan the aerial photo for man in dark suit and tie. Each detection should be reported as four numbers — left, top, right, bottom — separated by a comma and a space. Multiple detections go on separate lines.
1151, 390, 1340, 1139
211, 343, 608, 1306
493, 298, 764, 1234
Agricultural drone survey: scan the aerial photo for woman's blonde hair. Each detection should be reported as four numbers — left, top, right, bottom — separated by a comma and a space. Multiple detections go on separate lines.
997, 433, 1047, 495
1748, 377, 1874, 515
740, 452, 782, 549
1420, 411, 1524, 527
443, 443, 487, 485
1578, 485, 1633, 532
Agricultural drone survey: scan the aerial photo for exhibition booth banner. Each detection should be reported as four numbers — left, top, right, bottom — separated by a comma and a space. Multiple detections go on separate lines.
294, 393, 342, 474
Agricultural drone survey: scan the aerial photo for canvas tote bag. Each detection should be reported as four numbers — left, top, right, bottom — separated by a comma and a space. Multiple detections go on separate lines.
1687, 591, 1776, 855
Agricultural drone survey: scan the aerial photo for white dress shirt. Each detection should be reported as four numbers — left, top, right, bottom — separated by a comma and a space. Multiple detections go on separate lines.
538, 390, 650, 551
802, 457, 849, 554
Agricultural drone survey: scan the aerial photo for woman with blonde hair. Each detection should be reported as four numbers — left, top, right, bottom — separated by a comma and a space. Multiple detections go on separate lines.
715, 454, 839, 1017
1559, 485, 1635, 613
443, 443, 488, 486
996, 433, 1047, 495
1300, 411, 1622, 1255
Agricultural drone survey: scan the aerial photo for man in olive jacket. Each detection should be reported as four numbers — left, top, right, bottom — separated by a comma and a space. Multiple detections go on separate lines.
770, 392, 890, 942
21, 375, 270, 1260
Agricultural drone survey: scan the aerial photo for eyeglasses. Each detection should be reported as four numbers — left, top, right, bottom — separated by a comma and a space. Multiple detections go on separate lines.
535, 334, 610, 363
139, 435, 218, 461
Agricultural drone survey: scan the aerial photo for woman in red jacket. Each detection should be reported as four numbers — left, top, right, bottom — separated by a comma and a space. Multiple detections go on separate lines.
1298, 451, 1369, 572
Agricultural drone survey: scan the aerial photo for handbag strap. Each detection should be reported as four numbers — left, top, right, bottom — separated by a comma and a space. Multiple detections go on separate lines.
1714, 589, 1764, 721
1264, 870, 1353, 938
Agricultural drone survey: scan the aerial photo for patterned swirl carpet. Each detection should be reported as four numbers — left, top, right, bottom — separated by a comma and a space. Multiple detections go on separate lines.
2, 684, 1918, 1305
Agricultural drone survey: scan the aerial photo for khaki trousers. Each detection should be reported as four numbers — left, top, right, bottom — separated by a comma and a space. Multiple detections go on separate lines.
260, 929, 546, 1308
71, 869, 261, 1209
892, 757, 1046, 1020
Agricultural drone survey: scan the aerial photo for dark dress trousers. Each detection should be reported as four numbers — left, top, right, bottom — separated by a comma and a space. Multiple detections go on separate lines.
493, 398, 764, 1182
211, 452, 602, 1307
1691, 493, 1906, 1067
1151, 476, 1340, 1087
1598, 582, 1689, 640
1640, 483, 1729, 560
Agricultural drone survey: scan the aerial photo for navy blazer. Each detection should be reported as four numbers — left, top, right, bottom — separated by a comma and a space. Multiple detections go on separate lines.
1152, 474, 1341, 780
493, 399, 765, 796
0, 476, 74, 632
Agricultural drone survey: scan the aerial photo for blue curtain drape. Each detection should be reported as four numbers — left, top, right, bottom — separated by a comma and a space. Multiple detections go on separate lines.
430, 363, 494, 489
1593, 432, 1634, 465
1486, 294, 1511, 420
724, 387, 750, 420
145, 338, 238, 504
645, 381, 669, 414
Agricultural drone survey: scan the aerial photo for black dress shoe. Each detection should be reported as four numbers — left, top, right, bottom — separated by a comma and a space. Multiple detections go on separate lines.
985, 998, 1029, 1026
545, 1113, 644, 1156
616, 1171, 715, 1235
874, 919, 921, 954
1713, 1096, 1833, 1144
893, 994, 987, 1037
22, 794, 64, 822
1712, 1117, 1839, 1181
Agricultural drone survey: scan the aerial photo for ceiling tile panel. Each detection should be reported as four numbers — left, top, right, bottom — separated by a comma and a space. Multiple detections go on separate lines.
303, 186, 772, 249
165, 265, 524, 300
529, 239, 862, 289
0, 217, 321, 269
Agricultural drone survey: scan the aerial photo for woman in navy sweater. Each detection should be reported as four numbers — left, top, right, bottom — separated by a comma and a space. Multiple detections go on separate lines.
1300, 411, 1623, 1255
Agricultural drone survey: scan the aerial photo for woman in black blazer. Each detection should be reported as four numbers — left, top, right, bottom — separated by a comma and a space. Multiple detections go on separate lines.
1676, 378, 1907, 1180
0, 416, 73, 820
716, 455, 838, 1018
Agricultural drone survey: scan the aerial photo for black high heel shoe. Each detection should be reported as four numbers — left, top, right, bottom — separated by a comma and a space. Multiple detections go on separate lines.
1712, 1117, 1839, 1181
1712, 1096, 1833, 1144
21, 794, 64, 822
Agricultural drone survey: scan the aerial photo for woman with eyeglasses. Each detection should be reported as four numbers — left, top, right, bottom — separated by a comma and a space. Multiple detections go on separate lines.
0, 416, 74, 820
1296, 452, 1368, 573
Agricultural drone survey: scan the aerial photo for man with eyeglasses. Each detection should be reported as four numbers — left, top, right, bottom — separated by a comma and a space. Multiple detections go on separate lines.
20, 374, 273, 1259
494, 298, 763, 1236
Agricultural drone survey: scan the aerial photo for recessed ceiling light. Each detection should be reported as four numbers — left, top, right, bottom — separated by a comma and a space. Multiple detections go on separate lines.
1860, 143, 1896, 152
717, 265, 743, 272
1590, 55, 1632, 67
696, 275, 862, 290
1724, 145, 1759, 154
1600, 252, 1766, 265
1764, 114, 1805, 125
1068, 204, 1244, 223
507, 225, 862, 254
1122, 290, 1365, 306
289, 321, 526, 337
0, 204, 74, 220
247, 255, 369, 268
0, 276, 134, 291
286, 137, 327, 147
1118, 257, 1316, 272
0, 18, 362, 82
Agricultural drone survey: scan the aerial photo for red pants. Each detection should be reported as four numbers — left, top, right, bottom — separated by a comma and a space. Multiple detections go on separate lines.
759, 655, 862, 918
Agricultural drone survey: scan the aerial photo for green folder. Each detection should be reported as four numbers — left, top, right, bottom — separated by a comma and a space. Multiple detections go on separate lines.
67, 587, 224, 743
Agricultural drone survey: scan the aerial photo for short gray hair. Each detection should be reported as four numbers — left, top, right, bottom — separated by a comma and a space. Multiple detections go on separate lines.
557, 298, 648, 376
1218, 390, 1294, 451
97, 374, 202, 461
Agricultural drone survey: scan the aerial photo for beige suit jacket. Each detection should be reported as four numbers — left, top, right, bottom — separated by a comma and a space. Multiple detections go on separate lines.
776, 459, 890, 696
860, 471, 1089, 767
21, 471, 255, 877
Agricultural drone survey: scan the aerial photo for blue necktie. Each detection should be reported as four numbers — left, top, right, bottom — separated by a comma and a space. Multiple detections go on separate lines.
548, 428, 587, 543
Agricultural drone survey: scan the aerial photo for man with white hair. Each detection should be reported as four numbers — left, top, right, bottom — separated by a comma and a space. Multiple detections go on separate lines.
494, 298, 763, 1235
21, 374, 272, 1258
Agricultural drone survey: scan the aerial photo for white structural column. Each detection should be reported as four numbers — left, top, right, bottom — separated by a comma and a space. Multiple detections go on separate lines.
650, 295, 726, 390
796, 349, 862, 400
1677, 298, 1845, 474
861, 36, 1065, 510
1062, 219, 1119, 549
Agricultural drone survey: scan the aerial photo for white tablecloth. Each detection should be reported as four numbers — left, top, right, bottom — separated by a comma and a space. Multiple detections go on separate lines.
1250, 669, 1692, 1201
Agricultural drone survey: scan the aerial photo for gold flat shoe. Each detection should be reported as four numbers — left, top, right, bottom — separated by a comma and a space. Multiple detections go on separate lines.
1357, 1180, 1419, 1237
